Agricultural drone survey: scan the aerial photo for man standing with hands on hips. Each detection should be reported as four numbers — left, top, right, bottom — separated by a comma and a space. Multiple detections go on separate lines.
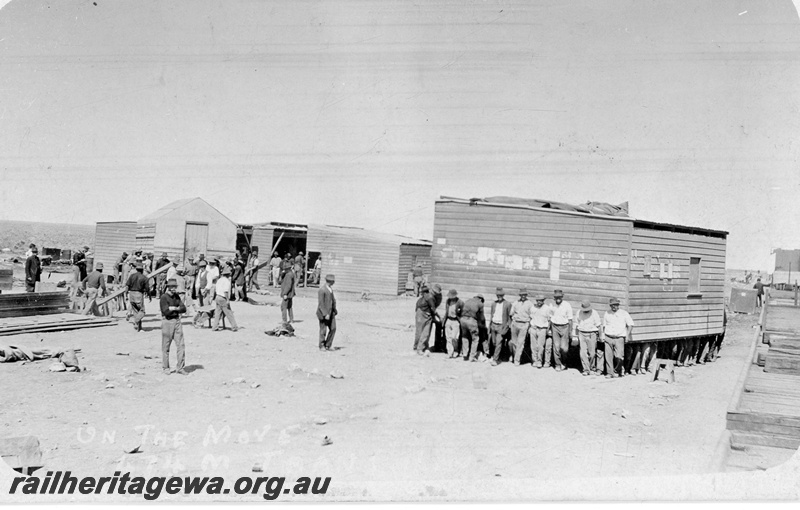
161, 278, 187, 375
317, 274, 338, 351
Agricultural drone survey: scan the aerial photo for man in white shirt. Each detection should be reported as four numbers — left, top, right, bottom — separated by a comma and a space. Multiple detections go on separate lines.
530, 295, 553, 368
212, 266, 238, 332
509, 288, 534, 366
205, 260, 220, 301
573, 300, 602, 376
270, 252, 281, 288
549, 289, 573, 372
600, 297, 634, 378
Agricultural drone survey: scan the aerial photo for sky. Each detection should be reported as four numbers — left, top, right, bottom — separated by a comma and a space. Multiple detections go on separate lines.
1, 0, 799, 270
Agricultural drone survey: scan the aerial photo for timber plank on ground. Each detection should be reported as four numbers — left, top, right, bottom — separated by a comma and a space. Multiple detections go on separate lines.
0, 312, 116, 336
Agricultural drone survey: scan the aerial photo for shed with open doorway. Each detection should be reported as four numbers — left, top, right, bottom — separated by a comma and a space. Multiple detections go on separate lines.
430, 196, 728, 344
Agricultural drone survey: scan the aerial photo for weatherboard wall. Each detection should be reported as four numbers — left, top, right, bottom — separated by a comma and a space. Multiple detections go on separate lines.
94, 222, 137, 276
430, 201, 633, 315
628, 226, 727, 342
251, 226, 276, 288
307, 227, 401, 295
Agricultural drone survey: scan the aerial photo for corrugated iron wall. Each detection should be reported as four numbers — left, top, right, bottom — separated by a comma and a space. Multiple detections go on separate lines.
398, 244, 432, 294
94, 222, 137, 276
307, 227, 401, 295
135, 223, 156, 254
431, 201, 633, 314
629, 227, 726, 342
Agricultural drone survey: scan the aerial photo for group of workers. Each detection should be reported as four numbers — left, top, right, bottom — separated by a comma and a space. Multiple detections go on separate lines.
414, 285, 727, 377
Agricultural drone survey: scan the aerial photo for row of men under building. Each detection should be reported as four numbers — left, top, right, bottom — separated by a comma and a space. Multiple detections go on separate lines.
413, 286, 727, 377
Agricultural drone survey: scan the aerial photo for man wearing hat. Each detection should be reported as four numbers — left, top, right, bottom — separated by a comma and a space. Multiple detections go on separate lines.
24, 246, 41, 293
81, 261, 107, 316
294, 251, 306, 287
194, 260, 209, 307
316, 274, 338, 351
73, 245, 90, 282
413, 283, 442, 355
574, 300, 602, 376
115, 251, 129, 286
126, 261, 149, 331
488, 287, 512, 366
600, 297, 634, 378
509, 288, 534, 366
270, 252, 281, 287
412, 263, 425, 297
280, 260, 297, 324
460, 294, 486, 361
530, 294, 553, 368
154, 252, 171, 297
160, 278, 187, 374
443, 289, 465, 358
549, 289, 573, 371
212, 266, 239, 332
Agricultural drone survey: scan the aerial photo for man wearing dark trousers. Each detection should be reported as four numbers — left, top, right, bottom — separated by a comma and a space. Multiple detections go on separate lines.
488, 287, 512, 366
24, 247, 41, 292
280, 264, 296, 324
460, 294, 486, 361
600, 297, 634, 378
413, 284, 441, 355
550, 289, 574, 371
317, 274, 338, 351
126, 262, 148, 332
160, 278, 187, 375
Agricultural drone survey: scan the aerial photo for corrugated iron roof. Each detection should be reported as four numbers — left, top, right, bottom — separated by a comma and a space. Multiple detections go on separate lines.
437, 195, 728, 238
308, 224, 431, 247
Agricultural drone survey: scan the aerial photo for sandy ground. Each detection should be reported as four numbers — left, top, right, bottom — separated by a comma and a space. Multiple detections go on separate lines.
0, 283, 768, 501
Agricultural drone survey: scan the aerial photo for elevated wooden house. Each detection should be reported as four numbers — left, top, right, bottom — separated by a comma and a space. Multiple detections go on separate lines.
430, 196, 727, 344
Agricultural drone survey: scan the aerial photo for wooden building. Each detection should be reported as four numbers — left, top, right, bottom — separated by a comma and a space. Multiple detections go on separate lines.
93, 221, 138, 277
135, 198, 237, 263
241, 221, 432, 295
307, 224, 432, 296
430, 196, 727, 344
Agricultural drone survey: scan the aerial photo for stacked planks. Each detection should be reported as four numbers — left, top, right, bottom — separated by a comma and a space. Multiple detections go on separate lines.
727, 302, 800, 450
0, 313, 115, 336
0, 291, 71, 319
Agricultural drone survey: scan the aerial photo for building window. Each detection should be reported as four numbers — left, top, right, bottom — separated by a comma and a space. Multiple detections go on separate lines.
688, 257, 701, 295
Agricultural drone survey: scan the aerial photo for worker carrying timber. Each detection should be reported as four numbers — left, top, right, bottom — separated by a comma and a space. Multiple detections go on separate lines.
126, 261, 148, 332
81, 262, 107, 316
160, 278, 187, 375
317, 274, 338, 351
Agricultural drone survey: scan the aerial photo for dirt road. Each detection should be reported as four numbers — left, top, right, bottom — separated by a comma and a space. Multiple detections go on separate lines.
0, 288, 760, 501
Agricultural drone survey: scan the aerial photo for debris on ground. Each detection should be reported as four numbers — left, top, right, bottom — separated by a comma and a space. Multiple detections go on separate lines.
321, 436, 333, 446
105, 383, 115, 389
231, 377, 246, 384
115, 352, 130, 356
252, 462, 263, 472
48, 362, 66, 372
642, 419, 653, 427
313, 417, 328, 425
124, 445, 141, 454
329, 370, 345, 379
612, 409, 630, 419
250, 382, 261, 389
613, 452, 636, 458
265, 323, 295, 337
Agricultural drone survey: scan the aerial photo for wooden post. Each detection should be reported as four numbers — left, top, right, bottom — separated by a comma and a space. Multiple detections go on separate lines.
303, 257, 308, 288
794, 281, 798, 307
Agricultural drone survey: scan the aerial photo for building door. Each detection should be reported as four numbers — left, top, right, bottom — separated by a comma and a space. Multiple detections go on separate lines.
184, 222, 209, 263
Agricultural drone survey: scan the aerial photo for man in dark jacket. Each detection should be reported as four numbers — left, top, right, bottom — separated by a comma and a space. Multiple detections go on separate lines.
317, 274, 338, 351
413, 283, 442, 355
154, 252, 171, 297
460, 295, 486, 361
280, 264, 296, 324
160, 278, 187, 375
488, 287, 512, 366
126, 262, 148, 331
24, 247, 41, 292
443, 289, 464, 358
